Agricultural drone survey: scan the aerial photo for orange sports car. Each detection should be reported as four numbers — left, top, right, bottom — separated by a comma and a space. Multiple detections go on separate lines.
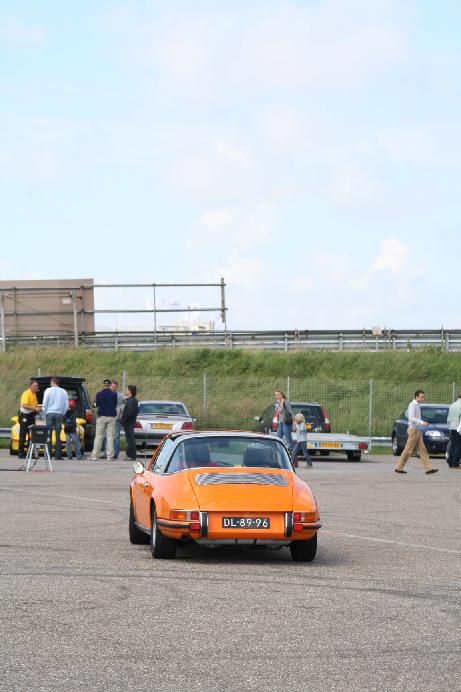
129, 431, 321, 561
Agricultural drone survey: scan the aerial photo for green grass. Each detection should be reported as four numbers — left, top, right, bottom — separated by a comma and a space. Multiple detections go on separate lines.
1, 347, 460, 436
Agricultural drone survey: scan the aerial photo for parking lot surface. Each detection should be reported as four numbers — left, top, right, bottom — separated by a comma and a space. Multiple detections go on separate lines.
0, 451, 460, 691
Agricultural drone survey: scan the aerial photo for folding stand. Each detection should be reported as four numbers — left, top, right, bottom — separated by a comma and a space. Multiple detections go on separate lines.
25, 425, 53, 472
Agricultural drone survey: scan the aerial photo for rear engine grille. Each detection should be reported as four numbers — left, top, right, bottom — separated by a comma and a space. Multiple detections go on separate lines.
194, 473, 288, 487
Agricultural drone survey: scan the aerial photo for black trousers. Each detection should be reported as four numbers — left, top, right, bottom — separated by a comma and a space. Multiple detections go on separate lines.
19, 412, 36, 457
123, 421, 136, 460
447, 430, 461, 467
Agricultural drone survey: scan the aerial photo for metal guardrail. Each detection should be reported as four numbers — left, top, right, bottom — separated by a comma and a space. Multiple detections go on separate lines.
1, 328, 461, 351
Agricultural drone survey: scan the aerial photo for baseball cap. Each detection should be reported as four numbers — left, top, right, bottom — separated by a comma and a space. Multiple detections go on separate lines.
103, 378, 111, 385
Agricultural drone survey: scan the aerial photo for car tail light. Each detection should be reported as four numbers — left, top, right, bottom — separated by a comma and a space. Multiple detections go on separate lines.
85, 409, 92, 423
293, 524, 304, 531
170, 509, 200, 521
293, 511, 317, 523
189, 522, 201, 531
181, 422, 194, 430
358, 442, 368, 450
134, 421, 142, 429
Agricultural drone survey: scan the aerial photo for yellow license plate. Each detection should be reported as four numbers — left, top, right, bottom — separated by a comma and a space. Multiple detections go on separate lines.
305, 424, 313, 430
151, 423, 173, 430
321, 442, 341, 448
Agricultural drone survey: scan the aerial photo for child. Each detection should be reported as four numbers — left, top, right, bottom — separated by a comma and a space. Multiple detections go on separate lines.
291, 413, 313, 468
63, 400, 84, 460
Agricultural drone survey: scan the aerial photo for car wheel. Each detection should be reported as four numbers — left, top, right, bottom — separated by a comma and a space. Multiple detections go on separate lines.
392, 433, 402, 456
129, 502, 149, 545
150, 505, 176, 559
346, 451, 362, 462
320, 451, 330, 457
290, 534, 317, 562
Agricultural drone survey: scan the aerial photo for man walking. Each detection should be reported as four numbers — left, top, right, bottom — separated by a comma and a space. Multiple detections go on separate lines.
395, 390, 438, 475
121, 385, 139, 461
42, 377, 69, 460
447, 393, 461, 469
18, 379, 40, 459
91, 379, 118, 461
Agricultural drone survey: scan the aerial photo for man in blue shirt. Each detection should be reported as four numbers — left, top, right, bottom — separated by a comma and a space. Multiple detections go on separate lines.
42, 376, 69, 460
90, 379, 118, 461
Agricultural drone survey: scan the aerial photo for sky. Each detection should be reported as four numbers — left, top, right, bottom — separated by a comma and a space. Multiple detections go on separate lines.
1, 0, 460, 331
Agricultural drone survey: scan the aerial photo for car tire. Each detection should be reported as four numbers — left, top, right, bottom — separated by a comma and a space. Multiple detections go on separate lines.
290, 534, 317, 562
320, 451, 330, 457
150, 505, 176, 559
346, 451, 362, 462
129, 501, 150, 545
392, 433, 403, 456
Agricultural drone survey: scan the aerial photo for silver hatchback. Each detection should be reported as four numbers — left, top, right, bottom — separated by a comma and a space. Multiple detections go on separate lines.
134, 400, 196, 450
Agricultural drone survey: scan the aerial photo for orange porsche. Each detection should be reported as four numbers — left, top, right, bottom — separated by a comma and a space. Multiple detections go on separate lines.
129, 431, 321, 561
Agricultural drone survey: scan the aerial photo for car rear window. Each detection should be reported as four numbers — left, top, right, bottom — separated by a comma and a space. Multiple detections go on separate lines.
138, 403, 187, 416
166, 437, 292, 473
292, 405, 323, 422
421, 406, 448, 424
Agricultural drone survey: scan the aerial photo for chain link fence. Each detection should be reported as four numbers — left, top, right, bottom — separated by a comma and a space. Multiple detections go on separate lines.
0, 371, 457, 439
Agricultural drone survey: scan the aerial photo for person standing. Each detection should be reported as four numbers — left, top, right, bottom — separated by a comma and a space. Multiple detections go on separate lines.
42, 377, 69, 460
121, 385, 139, 461
447, 393, 461, 469
18, 379, 41, 459
291, 413, 313, 468
90, 379, 118, 461
274, 390, 294, 449
63, 400, 84, 460
100, 381, 124, 459
395, 390, 438, 475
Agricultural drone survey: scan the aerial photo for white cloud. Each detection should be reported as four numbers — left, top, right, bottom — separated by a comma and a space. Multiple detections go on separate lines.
199, 205, 277, 249
371, 237, 408, 274
216, 257, 262, 288
0, 19, 47, 46
103, 0, 406, 101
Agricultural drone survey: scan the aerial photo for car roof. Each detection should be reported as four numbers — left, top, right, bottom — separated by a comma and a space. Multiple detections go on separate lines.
34, 376, 86, 384
168, 430, 276, 442
139, 400, 187, 406
420, 403, 449, 407
291, 401, 321, 407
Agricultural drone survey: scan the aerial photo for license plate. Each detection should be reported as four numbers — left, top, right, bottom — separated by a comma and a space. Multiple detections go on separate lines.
222, 517, 270, 529
305, 423, 312, 430
321, 442, 341, 448
151, 423, 173, 430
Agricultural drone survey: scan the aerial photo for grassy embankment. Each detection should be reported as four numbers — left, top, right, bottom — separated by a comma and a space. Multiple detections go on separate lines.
1, 347, 460, 438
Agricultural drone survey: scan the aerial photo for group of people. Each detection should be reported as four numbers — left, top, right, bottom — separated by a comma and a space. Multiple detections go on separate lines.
274, 390, 312, 467
90, 379, 139, 461
18, 377, 139, 462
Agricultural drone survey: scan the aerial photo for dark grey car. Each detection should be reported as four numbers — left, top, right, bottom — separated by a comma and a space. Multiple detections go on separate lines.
391, 403, 449, 457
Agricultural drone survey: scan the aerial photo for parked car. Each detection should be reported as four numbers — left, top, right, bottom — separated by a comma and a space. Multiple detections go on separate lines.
254, 400, 331, 455
134, 400, 195, 451
29, 376, 94, 451
129, 431, 321, 561
391, 403, 450, 457
255, 400, 330, 434
10, 413, 85, 456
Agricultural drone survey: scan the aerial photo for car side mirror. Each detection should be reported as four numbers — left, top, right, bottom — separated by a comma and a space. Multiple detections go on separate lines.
132, 461, 145, 475
192, 417, 197, 423
254, 416, 263, 422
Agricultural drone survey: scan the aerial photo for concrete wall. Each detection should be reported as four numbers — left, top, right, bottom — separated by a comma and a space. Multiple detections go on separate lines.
0, 279, 95, 336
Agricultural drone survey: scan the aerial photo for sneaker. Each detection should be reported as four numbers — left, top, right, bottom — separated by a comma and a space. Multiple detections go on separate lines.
425, 468, 439, 474
90, 456, 97, 461
395, 469, 407, 474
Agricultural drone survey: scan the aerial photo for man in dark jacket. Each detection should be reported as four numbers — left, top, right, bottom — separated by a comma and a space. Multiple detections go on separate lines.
90, 379, 118, 461
121, 385, 139, 461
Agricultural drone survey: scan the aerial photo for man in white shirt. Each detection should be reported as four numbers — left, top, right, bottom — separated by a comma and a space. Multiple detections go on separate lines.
395, 389, 438, 475
42, 376, 69, 460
